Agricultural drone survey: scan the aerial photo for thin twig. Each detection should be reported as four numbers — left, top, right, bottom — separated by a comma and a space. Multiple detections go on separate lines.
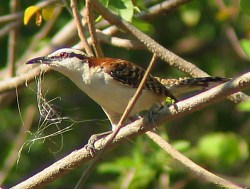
75, 54, 158, 188
0, 21, 20, 39
36, 0, 59, 8
94, 30, 144, 49
116, 54, 158, 129
0, 65, 51, 94
0, 12, 22, 23
146, 131, 243, 189
86, 0, 103, 57
215, 0, 248, 60
70, 0, 93, 56
137, 0, 192, 19
225, 26, 248, 60
7, 0, 19, 77
10, 71, 250, 189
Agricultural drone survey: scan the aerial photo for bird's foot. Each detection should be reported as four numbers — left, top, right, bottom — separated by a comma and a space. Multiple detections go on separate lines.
85, 131, 112, 156
147, 105, 163, 129
147, 102, 178, 130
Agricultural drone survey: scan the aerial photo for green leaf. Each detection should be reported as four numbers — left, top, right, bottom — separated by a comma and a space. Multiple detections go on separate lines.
173, 140, 191, 152
198, 133, 249, 168
98, 157, 134, 173
128, 166, 156, 189
132, 18, 154, 35
240, 0, 250, 15
240, 39, 250, 59
237, 100, 250, 112
180, 8, 200, 27
108, 0, 135, 22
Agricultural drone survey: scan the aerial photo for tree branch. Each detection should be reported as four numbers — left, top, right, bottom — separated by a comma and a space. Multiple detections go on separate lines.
70, 0, 93, 56
94, 31, 144, 49
0, 12, 22, 23
0, 65, 51, 94
146, 131, 243, 189
11, 71, 250, 189
137, 0, 193, 19
215, 0, 248, 60
7, 0, 19, 77
86, 0, 103, 57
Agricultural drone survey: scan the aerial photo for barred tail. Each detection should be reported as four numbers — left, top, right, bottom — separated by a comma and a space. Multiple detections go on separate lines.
157, 77, 229, 98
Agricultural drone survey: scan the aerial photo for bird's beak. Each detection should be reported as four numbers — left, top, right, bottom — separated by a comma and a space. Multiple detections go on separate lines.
26, 56, 52, 65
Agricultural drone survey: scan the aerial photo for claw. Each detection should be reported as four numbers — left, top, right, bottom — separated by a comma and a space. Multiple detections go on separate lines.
147, 107, 159, 129
85, 131, 112, 156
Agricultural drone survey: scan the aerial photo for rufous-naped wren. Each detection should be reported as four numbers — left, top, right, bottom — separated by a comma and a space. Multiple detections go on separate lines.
27, 48, 228, 130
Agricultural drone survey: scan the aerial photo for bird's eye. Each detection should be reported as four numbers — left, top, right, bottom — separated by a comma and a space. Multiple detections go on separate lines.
59, 52, 68, 58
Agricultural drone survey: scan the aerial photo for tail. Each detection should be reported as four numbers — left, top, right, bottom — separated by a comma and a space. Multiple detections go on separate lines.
156, 77, 229, 98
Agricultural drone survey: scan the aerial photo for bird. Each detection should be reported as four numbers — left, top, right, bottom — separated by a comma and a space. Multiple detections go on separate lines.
26, 48, 228, 131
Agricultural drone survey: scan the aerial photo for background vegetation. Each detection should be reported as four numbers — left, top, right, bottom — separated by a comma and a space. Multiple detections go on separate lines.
0, 0, 249, 188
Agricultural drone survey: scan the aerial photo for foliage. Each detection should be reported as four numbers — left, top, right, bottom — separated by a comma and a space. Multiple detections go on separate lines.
197, 132, 248, 171
240, 39, 250, 59
240, 0, 250, 15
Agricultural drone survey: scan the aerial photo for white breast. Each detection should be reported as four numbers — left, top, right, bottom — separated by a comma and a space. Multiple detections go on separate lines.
52, 63, 164, 116
75, 69, 163, 115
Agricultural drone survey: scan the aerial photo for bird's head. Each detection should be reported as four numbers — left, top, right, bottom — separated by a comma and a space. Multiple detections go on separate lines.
26, 48, 90, 74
